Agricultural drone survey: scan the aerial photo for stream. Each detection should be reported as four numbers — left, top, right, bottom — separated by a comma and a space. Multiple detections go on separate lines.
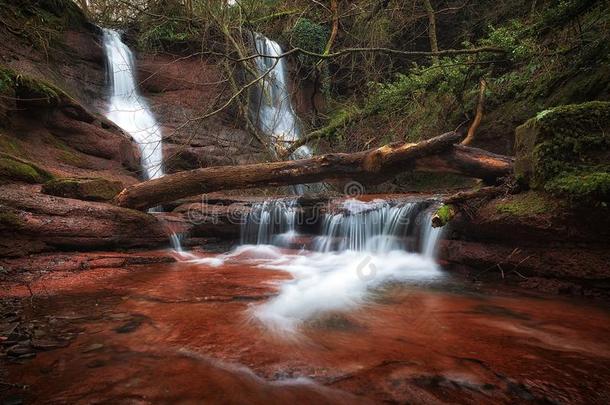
2, 252, 609, 404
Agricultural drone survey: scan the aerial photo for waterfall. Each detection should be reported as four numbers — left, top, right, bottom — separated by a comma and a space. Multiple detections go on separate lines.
252, 33, 312, 160
234, 197, 446, 332
240, 200, 298, 246
102, 28, 182, 251
251, 33, 321, 194
240, 198, 443, 257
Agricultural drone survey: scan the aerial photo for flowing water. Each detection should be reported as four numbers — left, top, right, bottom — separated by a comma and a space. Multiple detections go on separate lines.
102, 29, 182, 251
3, 256, 609, 404
251, 33, 312, 161
200, 198, 446, 332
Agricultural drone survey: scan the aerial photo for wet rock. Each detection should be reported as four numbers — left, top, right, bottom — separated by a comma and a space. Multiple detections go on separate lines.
7, 344, 34, 357
81, 343, 104, 353
114, 320, 142, 334
31, 338, 69, 351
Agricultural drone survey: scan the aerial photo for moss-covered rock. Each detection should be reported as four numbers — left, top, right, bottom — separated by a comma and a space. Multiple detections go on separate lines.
0, 153, 54, 184
514, 101, 610, 204
431, 204, 456, 227
42, 177, 124, 202
495, 191, 560, 216
0, 66, 64, 108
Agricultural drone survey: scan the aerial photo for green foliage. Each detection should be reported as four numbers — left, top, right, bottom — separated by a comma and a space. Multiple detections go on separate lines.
290, 18, 329, 67
138, 18, 197, 51
538, 0, 598, 30
434, 204, 456, 226
366, 60, 470, 116
480, 20, 537, 61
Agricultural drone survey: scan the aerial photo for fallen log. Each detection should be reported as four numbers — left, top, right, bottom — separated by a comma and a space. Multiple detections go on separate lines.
115, 132, 514, 210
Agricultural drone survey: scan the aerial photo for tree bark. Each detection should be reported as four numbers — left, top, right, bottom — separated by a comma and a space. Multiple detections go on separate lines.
462, 78, 487, 146
115, 132, 513, 210
422, 0, 439, 63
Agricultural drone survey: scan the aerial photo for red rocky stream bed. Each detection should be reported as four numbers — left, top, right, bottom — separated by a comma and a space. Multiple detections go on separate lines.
1, 250, 609, 404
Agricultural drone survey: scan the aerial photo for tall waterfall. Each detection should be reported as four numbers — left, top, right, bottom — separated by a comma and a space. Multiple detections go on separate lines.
252, 33, 312, 161
102, 29, 182, 251
102, 29, 164, 180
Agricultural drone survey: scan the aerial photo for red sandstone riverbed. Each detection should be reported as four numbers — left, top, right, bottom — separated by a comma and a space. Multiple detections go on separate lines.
1, 253, 609, 404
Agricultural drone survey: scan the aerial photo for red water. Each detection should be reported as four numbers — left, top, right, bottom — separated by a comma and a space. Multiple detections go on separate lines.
2, 256, 610, 404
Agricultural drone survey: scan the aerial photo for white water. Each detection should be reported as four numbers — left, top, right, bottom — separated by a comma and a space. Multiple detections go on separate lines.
252, 33, 312, 161
197, 198, 446, 333
102, 28, 182, 251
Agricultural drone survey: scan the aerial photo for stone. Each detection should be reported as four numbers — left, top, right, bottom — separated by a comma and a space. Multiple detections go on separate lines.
41, 177, 124, 202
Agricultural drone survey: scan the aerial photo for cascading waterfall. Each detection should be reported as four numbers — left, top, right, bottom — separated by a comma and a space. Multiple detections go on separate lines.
228, 198, 446, 332
240, 200, 298, 246
102, 28, 182, 252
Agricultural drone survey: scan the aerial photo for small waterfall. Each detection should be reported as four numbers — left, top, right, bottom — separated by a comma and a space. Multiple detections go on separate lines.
102, 28, 182, 251
240, 198, 444, 257
237, 198, 447, 332
251, 33, 321, 195
240, 200, 298, 246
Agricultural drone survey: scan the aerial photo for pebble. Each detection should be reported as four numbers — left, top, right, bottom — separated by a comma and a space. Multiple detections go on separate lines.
81, 343, 104, 353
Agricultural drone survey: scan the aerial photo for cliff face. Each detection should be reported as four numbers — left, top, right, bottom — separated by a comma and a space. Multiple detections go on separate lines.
0, 2, 267, 257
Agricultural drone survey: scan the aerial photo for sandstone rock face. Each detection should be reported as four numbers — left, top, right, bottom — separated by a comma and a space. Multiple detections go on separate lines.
440, 191, 610, 289
0, 185, 169, 257
137, 54, 267, 171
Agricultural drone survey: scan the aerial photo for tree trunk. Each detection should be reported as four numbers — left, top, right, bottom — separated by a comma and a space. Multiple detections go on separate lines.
115, 132, 513, 210
422, 0, 439, 63
462, 78, 487, 146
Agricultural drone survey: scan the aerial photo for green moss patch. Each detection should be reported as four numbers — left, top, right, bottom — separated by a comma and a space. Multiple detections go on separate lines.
0, 66, 64, 106
432, 204, 456, 227
42, 177, 123, 201
0, 153, 54, 184
495, 191, 560, 216
0, 211, 23, 228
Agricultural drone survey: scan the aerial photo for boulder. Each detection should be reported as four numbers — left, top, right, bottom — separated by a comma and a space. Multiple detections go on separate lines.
515, 102, 610, 203
42, 177, 124, 201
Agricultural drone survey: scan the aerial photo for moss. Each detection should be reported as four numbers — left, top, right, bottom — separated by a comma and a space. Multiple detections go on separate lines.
0, 135, 24, 157
545, 170, 610, 204
290, 18, 329, 67
495, 191, 559, 216
0, 211, 23, 228
0, 154, 54, 184
434, 204, 456, 226
42, 177, 123, 201
516, 101, 610, 204
0, 0, 87, 55
0, 66, 64, 106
